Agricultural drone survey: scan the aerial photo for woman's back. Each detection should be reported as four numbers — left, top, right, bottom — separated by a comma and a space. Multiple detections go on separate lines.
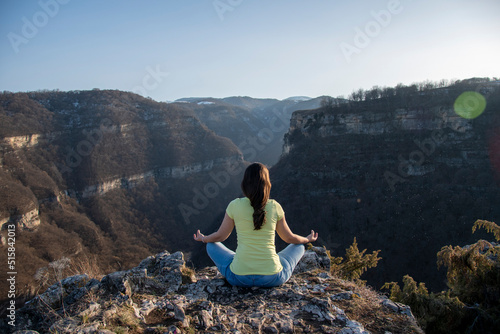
227, 198, 284, 275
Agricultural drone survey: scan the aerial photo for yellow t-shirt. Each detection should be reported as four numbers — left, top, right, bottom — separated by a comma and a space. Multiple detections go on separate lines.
227, 197, 284, 275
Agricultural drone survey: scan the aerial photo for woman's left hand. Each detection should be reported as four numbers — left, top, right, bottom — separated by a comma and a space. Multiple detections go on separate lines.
193, 230, 205, 242
306, 230, 318, 243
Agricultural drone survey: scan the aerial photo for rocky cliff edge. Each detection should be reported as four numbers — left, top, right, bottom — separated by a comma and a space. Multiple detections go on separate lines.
9, 247, 423, 334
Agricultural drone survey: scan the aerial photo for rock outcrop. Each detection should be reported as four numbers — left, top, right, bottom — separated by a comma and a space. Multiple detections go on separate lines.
9, 247, 422, 334
0, 206, 40, 231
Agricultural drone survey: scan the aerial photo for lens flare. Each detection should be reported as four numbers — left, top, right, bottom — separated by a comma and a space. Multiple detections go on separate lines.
453, 91, 487, 119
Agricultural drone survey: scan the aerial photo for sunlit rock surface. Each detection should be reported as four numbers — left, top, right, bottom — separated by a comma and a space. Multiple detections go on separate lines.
10, 248, 422, 334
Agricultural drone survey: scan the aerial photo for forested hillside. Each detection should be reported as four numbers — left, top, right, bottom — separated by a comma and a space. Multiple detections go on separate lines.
0, 90, 247, 303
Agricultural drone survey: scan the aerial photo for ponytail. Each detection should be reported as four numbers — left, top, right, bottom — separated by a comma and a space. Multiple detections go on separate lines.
241, 163, 271, 230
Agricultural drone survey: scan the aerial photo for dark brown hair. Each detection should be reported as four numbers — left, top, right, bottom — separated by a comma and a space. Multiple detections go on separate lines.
241, 162, 271, 230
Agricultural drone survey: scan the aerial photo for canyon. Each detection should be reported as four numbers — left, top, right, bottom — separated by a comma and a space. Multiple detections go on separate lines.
0, 80, 499, 309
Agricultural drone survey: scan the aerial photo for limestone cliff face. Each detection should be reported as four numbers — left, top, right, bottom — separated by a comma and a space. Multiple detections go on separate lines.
273, 85, 500, 291
74, 155, 242, 198
3, 134, 43, 149
8, 248, 422, 334
284, 107, 472, 155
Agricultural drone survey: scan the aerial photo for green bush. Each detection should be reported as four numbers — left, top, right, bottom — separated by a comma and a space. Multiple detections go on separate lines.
382, 275, 465, 333
383, 220, 500, 333
327, 237, 381, 282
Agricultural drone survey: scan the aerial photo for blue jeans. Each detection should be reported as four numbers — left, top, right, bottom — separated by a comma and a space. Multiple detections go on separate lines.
206, 242, 305, 287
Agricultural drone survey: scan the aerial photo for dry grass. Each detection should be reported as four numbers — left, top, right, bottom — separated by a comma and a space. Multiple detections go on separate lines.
106, 304, 143, 334
67, 253, 104, 281
329, 276, 423, 334
299, 272, 423, 334
181, 265, 196, 284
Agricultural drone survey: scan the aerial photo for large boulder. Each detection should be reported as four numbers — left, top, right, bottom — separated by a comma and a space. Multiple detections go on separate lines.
100, 250, 187, 295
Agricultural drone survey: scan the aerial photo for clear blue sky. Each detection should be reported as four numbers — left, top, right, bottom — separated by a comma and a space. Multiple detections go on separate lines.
1, 0, 499, 101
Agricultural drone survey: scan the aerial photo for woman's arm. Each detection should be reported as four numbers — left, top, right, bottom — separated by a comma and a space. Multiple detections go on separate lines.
276, 215, 318, 244
193, 213, 235, 243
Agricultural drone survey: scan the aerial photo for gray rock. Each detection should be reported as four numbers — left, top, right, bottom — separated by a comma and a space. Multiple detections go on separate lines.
199, 309, 213, 329
277, 318, 294, 333
75, 323, 101, 334
339, 320, 371, 334
382, 298, 414, 317
99, 270, 129, 294
78, 301, 101, 318
99, 251, 186, 296
48, 317, 79, 333
173, 302, 185, 321
28, 274, 90, 309
331, 290, 357, 301
138, 299, 157, 317
263, 324, 279, 333
294, 247, 331, 274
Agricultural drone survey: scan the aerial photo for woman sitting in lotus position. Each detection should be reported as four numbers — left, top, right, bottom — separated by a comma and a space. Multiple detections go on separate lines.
193, 162, 318, 287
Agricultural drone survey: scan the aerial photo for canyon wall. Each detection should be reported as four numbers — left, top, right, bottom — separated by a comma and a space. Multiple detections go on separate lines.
272, 84, 500, 290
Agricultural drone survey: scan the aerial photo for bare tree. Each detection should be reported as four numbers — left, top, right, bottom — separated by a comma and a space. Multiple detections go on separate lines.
320, 96, 336, 110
